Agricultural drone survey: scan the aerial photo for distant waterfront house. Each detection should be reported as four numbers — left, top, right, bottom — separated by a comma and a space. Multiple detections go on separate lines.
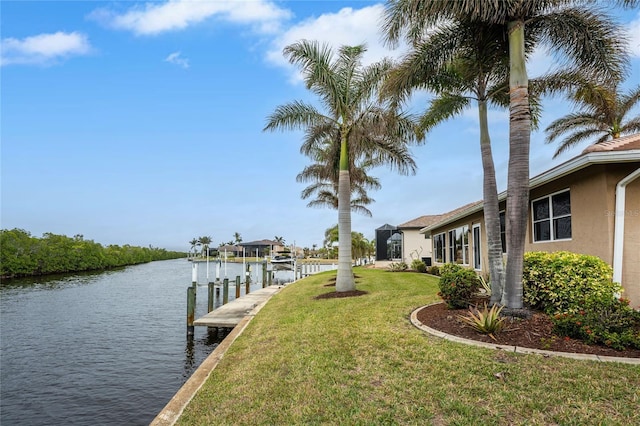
239, 239, 284, 258
420, 133, 640, 308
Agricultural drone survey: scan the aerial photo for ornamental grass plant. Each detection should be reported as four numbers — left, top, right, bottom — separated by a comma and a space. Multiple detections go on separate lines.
178, 268, 640, 426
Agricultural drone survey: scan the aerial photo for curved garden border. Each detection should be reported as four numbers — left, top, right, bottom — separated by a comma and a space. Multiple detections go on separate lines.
410, 302, 640, 365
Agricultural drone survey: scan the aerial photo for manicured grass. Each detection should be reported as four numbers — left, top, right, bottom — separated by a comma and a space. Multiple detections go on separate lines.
178, 268, 640, 425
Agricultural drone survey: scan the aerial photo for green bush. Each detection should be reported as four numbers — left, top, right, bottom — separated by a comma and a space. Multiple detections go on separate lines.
522, 251, 621, 314
411, 259, 427, 273
388, 262, 408, 272
438, 263, 480, 309
552, 297, 640, 350
427, 265, 440, 276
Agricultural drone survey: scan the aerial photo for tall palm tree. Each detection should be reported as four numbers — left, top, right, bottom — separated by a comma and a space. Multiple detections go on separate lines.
264, 40, 423, 292
384, 19, 514, 304
546, 81, 640, 157
198, 236, 212, 257
233, 232, 242, 245
384, 0, 628, 308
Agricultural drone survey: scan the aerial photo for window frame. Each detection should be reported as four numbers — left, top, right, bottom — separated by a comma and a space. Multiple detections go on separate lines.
472, 223, 481, 271
433, 232, 446, 264
531, 189, 572, 243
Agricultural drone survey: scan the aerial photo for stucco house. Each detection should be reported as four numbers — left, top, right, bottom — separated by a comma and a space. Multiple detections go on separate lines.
374, 204, 481, 267
420, 133, 640, 308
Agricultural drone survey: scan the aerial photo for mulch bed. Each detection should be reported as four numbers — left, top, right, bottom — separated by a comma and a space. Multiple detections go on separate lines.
416, 302, 640, 358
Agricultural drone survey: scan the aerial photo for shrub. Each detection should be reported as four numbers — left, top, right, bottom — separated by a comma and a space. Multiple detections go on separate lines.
522, 251, 621, 314
411, 259, 427, 273
438, 263, 481, 309
388, 262, 408, 272
427, 265, 440, 276
458, 303, 505, 339
552, 297, 640, 350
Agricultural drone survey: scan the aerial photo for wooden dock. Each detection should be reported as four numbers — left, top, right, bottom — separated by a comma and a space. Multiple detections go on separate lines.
193, 285, 283, 328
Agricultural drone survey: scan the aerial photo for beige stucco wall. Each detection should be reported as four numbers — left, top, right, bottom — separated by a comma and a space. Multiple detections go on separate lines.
525, 165, 615, 263
400, 229, 432, 265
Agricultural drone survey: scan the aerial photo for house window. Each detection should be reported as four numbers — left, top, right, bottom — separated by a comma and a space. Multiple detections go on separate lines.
433, 233, 445, 263
387, 232, 403, 259
499, 211, 506, 253
448, 229, 456, 263
448, 226, 469, 265
532, 190, 572, 242
472, 224, 481, 270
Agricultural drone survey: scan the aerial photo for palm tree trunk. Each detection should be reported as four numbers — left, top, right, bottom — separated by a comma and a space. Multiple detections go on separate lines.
503, 20, 530, 309
336, 133, 355, 292
336, 171, 356, 291
478, 100, 505, 305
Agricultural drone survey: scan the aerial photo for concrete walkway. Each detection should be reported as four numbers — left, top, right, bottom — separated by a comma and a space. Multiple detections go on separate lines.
193, 285, 283, 328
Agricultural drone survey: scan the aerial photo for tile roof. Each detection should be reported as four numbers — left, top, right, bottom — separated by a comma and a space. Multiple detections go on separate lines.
582, 133, 640, 153
399, 201, 483, 231
398, 215, 443, 228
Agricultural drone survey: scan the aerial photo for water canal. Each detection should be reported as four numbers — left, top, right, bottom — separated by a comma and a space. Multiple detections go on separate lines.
0, 258, 326, 425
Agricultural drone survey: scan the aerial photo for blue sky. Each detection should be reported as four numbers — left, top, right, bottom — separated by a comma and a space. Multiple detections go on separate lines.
2, 1, 639, 252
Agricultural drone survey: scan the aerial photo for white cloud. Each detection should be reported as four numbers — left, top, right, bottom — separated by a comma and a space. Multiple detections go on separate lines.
1, 31, 91, 66
265, 5, 407, 83
627, 12, 640, 58
89, 0, 291, 36
164, 51, 189, 69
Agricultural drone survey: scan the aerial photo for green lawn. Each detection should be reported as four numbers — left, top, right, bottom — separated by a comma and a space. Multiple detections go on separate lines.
178, 268, 640, 425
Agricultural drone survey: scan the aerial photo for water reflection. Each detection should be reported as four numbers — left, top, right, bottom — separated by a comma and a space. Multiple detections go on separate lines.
184, 328, 230, 377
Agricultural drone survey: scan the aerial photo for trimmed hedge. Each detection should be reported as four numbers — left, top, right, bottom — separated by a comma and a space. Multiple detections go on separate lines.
522, 251, 620, 314
438, 263, 480, 309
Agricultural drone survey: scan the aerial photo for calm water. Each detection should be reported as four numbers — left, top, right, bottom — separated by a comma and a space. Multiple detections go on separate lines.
0, 258, 308, 425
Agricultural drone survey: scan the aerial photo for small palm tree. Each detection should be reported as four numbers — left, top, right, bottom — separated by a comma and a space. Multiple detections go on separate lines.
189, 238, 198, 258
265, 40, 422, 292
298, 150, 380, 217
546, 82, 640, 157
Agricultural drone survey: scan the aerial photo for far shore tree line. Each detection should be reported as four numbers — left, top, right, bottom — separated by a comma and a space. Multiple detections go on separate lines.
0, 228, 186, 279
263, 0, 639, 309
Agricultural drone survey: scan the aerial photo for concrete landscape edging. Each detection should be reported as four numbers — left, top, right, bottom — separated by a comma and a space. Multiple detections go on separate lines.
410, 303, 640, 365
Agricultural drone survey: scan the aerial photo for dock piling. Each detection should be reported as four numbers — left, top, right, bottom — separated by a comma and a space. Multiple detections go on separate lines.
207, 282, 214, 313
223, 278, 229, 304
187, 286, 195, 336
245, 264, 251, 294
235, 276, 241, 299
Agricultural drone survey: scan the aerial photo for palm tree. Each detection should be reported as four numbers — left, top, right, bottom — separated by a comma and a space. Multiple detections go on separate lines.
383, 19, 513, 304
274, 236, 285, 244
198, 236, 212, 257
233, 232, 242, 245
189, 238, 198, 258
323, 224, 339, 259
265, 41, 422, 292
384, 0, 628, 308
297, 145, 381, 216
546, 81, 640, 157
